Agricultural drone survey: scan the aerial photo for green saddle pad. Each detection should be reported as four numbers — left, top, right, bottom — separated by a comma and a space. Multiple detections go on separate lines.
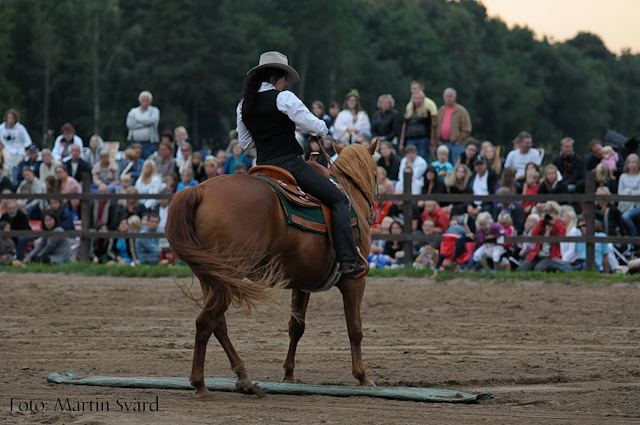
257, 176, 358, 235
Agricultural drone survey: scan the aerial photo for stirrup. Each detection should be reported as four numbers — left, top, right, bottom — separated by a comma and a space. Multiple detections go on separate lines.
339, 260, 366, 279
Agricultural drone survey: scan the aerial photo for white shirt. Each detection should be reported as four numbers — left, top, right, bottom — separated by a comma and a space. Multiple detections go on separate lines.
0, 122, 33, 157
126, 105, 160, 143
52, 134, 84, 162
158, 205, 169, 231
237, 82, 328, 150
472, 171, 489, 206
504, 148, 541, 179
394, 155, 428, 194
332, 110, 371, 144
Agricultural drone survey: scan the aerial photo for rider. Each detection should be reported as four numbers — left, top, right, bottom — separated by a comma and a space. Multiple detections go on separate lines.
237, 51, 365, 278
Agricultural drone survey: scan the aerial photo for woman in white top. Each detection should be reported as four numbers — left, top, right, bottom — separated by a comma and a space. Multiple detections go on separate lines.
559, 207, 581, 266
619, 153, 640, 236
332, 90, 371, 145
0, 109, 33, 158
135, 159, 165, 209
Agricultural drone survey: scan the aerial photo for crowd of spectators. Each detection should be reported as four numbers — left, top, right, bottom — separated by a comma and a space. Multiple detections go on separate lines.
1, 82, 637, 272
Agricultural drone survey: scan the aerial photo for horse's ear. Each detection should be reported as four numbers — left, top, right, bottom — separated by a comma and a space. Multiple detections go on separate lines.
368, 138, 379, 156
333, 142, 343, 155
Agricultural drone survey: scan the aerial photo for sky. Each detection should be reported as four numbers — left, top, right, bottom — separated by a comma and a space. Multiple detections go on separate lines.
479, 0, 640, 54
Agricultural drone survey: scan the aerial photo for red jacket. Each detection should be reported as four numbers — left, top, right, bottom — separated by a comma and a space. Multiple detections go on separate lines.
372, 200, 392, 227
421, 206, 450, 232
526, 219, 566, 262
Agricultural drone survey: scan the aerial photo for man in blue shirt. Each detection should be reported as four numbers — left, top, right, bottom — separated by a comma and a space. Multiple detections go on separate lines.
135, 213, 165, 265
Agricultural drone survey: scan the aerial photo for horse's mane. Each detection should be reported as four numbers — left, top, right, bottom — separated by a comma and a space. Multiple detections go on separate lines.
330, 143, 377, 207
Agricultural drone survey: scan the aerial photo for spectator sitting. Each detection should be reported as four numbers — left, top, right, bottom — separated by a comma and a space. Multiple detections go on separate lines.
44, 175, 57, 195
190, 152, 207, 182
421, 218, 441, 248
135, 159, 165, 209
176, 142, 193, 175
395, 145, 427, 194
0, 165, 13, 192
68, 198, 82, 222
552, 137, 584, 192
23, 211, 72, 264
52, 122, 83, 162
442, 164, 472, 216
370, 216, 394, 257
117, 174, 133, 199
155, 141, 176, 180
536, 164, 568, 211
377, 167, 395, 195
223, 141, 251, 175
135, 213, 167, 265
420, 200, 450, 233
468, 155, 498, 212
127, 214, 142, 233
482, 143, 502, 175
516, 201, 571, 273
64, 144, 92, 183
595, 163, 618, 194
119, 145, 143, 182
504, 132, 541, 185
521, 169, 540, 214
472, 212, 506, 272
152, 190, 171, 231
92, 148, 119, 189
383, 220, 405, 265
47, 199, 74, 231
0, 220, 15, 265
377, 141, 400, 182
204, 158, 218, 181
215, 150, 227, 176
431, 145, 453, 180
164, 172, 179, 193
618, 153, 640, 237
16, 144, 42, 184
39, 148, 60, 181
371, 184, 393, 233
422, 165, 446, 195
55, 165, 81, 194
177, 169, 199, 192
234, 163, 248, 175
414, 219, 440, 268
559, 207, 582, 268
173, 126, 189, 160
0, 144, 13, 182
497, 213, 515, 271
595, 186, 625, 237
107, 217, 137, 265
584, 139, 624, 175
497, 166, 517, 195
518, 213, 541, 260
17, 167, 46, 219
83, 134, 103, 167
333, 90, 372, 145
0, 199, 30, 260
431, 220, 475, 278
491, 187, 525, 235
455, 140, 478, 170
92, 222, 111, 263
93, 184, 117, 230
113, 187, 146, 227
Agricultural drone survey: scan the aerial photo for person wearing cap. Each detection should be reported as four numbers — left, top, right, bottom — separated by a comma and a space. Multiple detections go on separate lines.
237, 51, 365, 278
126, 90, 160, 160
16, 144, 42, 184
332, 89, 372, 145
467, 154, 499, 213
92, 148, 119, 188
38, 148, 60, 181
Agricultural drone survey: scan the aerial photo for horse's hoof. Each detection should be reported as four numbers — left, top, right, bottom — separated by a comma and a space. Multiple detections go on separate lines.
360, 379, 376, 387
281, 378, 297, 384
236, 380, 266, 398
193, 387, 211, 398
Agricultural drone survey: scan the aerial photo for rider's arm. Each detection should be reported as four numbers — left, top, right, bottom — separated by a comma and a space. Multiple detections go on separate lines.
277, 91, 328, 137
236, 100, 255, 150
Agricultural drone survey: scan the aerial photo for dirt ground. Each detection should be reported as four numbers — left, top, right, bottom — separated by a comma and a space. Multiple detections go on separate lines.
1, 273, 639, 424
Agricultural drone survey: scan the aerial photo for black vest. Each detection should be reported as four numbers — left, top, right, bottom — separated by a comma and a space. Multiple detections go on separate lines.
242, 90, 302, 163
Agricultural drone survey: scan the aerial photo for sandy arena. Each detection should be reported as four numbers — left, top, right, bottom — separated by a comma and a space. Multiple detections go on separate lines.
1, 273, 639, 424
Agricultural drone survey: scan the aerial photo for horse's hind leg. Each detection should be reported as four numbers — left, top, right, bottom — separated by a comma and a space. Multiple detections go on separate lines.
338, 278, 375, 387
190, 307, 220, 398
282, 289, 310, 383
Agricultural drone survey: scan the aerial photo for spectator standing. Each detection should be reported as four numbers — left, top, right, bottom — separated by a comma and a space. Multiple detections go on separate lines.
372, 94, 402, 146
435, 88, 471, 164
39, 149, 60, 181
0, 220, 16, 265
0, 109, 33, 162
0, 199, 30, 260
64, 144, 92, 183
406, 81, 438, 145
222, 141, 251, 175
83, 135, 104, 167
394, 145, 427, 194
135, 159, 165, 209
173, 126, 189, 161
126, 90, 160, 159
52, 123, 83, 162
16, 145, 42, 184
618, 153, 640, 237
55, 165, 81, 194
155, 141, 175, 180
135, 213, 165, 265
23, 211, 72, 264
504, 132, 541, 184
552, 137, 583, 192
400, 91, 435, 159
92, 149, 119, 188
376, 141, 400, 182
333, 90, 371, 145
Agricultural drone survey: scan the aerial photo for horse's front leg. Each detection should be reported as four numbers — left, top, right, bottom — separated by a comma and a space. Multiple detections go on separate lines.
338, 277, 375, 387
282, 289, 310, 383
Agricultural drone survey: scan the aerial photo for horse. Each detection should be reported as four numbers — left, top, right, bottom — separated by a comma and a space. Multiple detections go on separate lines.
165, 141, 379, 398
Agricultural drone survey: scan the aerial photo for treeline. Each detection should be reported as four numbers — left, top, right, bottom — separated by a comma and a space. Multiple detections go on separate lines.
1, 0, 639, 155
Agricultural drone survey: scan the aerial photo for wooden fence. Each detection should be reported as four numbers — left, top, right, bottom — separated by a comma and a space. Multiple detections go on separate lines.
1, 171, 639, 270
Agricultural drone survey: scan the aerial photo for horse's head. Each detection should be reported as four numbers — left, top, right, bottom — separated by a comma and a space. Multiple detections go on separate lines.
330, 140, 379, 212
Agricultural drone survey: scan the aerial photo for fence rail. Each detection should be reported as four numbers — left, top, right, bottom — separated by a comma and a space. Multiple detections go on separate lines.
1, 171, 638, 269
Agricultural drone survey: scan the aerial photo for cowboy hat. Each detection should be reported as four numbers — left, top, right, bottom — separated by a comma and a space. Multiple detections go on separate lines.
245, 51, 300, 84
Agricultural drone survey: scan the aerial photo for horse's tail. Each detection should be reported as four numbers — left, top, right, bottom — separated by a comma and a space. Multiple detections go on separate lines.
165, 185, 285, 315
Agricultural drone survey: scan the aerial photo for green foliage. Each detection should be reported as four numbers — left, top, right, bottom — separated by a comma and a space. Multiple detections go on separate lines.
2, 0, 639, 154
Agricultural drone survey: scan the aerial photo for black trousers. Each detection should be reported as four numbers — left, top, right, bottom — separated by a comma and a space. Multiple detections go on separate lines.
260, 154, 357, 262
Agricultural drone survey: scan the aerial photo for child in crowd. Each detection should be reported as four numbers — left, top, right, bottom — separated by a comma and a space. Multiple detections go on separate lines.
472, 212, 506, 272
521, 169, 540, 214
600, 145, 619, 172
497, 213, 515, 271
127, 215, 142, 233
107, 218, 136, 265
431, 145, 453, 180
0, 220, 15, 265
431, 219, 475, 278
177, 169, 198, 192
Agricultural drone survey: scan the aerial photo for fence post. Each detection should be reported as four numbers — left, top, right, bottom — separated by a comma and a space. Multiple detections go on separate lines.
79, 173, 91, 262
585, 171, 595, 271
402, 169, 413, 268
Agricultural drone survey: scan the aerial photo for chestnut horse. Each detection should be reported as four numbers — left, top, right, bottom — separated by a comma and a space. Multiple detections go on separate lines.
166, 141, 379, 397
